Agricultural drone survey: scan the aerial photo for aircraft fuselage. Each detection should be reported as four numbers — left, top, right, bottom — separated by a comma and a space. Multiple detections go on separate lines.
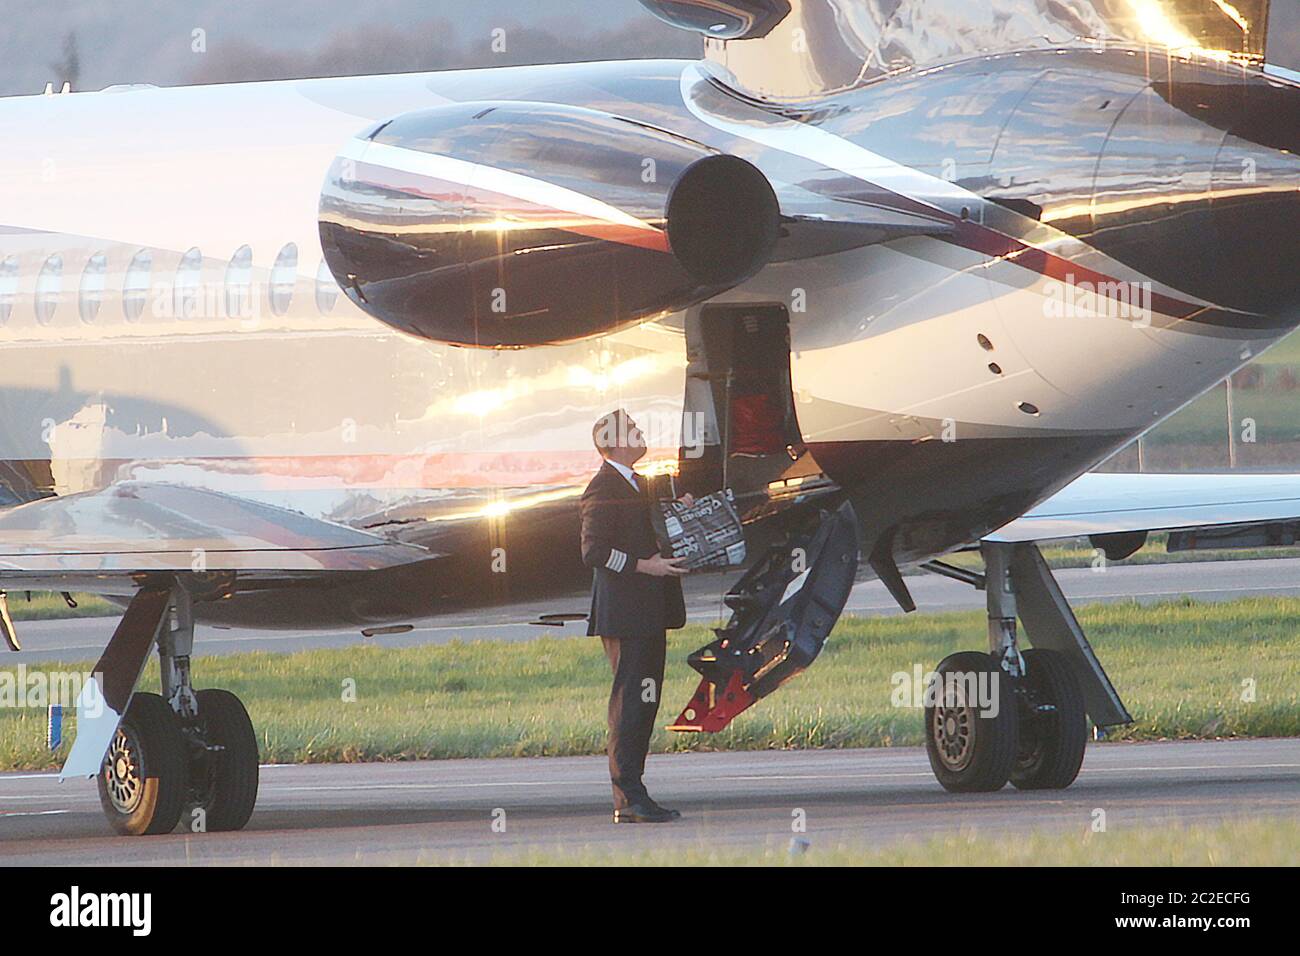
0, 49, 1296, 627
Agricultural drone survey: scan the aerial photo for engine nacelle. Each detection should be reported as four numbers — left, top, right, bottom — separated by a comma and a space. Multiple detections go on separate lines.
319, 101, 780, 347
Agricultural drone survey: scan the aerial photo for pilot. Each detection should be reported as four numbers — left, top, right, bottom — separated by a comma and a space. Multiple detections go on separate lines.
580, 409, 690, 823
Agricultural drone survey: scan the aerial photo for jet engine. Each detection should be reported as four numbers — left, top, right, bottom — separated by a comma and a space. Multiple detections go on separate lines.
319, 101, 781, 347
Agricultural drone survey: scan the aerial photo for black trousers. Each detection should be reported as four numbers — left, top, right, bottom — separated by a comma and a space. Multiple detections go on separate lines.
600, 632, 667, 809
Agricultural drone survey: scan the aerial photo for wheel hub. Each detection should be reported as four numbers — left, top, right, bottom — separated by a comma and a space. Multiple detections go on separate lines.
932, 700, 974, 771
102, 726, 144, 814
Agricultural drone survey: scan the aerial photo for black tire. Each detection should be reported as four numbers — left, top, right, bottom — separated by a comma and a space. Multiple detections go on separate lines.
924, 651, 1019, 792
97, 692, 187, 836
185, 689, 259, 832
1010, 648, 1087, 790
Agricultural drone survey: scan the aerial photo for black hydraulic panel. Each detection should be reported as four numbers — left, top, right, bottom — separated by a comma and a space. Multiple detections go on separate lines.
319, 101, 779, 347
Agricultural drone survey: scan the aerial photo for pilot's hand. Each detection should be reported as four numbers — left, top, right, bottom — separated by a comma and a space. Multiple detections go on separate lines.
678, 493, 695, 508
636, 554, 690, 577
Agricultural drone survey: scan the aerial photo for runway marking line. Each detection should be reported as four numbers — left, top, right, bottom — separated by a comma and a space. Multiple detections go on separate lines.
0, 794, 79, 802
262, 781, 604, 793
249, 762, 1300, 794
5, 759, 1295, 795
714, 763, 1299, 782
1082, 763, 1299, 773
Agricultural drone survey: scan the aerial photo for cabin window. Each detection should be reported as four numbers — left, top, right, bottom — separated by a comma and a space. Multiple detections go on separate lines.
123, 249, 152, 321
79, 253, 108, 323
35, 255, 63, 325
225, 245, 253, 319
315, 258, 339, 314
174, 247, 203, 319
270, 243, 297, 316
0, 256, 17, 324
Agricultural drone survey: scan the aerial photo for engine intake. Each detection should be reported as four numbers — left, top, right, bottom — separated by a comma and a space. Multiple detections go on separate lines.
319, 102, 780, 347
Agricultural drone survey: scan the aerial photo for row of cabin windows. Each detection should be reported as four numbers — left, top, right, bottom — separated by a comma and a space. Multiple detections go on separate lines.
0, 245, 342, 325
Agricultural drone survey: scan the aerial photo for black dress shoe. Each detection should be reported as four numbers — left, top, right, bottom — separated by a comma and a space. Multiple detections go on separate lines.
644, 797, 681, 820
613, 802, 679, 824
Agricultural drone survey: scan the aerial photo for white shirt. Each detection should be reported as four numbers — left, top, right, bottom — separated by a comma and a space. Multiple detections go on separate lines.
607, 459, 639, 491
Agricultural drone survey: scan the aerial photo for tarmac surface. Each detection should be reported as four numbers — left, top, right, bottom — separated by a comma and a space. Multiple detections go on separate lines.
0, 739, 1295, 864
3, 558, 1297, 864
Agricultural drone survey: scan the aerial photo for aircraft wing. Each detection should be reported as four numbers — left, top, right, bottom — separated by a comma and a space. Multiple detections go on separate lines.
0, 481, 430, 587
987, 472, 1300, 544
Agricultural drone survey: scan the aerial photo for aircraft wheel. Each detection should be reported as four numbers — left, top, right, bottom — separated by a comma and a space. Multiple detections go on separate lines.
924, 651, 1019, 792
97, 692, 188, 836
1010, 648, 1087, 790
186, 689, 260, 832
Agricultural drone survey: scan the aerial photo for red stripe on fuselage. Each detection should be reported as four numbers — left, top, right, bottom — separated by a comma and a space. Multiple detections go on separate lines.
803, 175, 1229, 322
950, 219, 1203, 320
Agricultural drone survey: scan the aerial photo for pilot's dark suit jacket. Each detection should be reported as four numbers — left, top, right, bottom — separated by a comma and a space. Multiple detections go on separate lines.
580, 461, 686, 638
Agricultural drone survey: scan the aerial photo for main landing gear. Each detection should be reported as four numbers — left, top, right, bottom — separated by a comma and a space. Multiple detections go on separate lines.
662, 508, 1127, 799
921, 542, 1130, 792
69, 583, 260, 836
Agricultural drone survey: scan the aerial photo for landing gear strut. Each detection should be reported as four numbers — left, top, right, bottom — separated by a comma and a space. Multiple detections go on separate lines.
922, 542, 1126, 792
80, 583, 260, 836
